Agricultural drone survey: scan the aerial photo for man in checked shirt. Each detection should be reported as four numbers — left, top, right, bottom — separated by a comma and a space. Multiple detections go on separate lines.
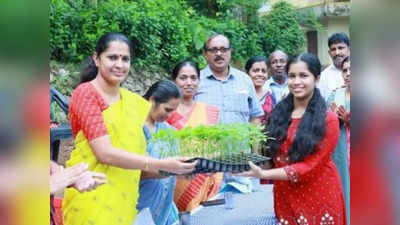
194, 34, 264, 193
195, 34, 264, 125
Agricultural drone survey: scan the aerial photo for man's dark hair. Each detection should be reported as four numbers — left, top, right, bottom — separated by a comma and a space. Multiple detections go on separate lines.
328, 32, 350, 48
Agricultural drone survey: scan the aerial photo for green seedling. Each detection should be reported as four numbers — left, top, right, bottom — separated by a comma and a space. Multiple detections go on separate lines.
153, 123, 273, 162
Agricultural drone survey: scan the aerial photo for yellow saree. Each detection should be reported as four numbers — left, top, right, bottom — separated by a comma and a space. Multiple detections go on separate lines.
63, 88, 150, 225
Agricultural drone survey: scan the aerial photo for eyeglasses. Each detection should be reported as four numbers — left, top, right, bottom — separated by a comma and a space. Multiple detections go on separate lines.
205, 47, 231, 54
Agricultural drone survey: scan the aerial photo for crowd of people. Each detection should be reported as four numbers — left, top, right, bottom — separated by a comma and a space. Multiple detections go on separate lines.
50, 31, 351, 225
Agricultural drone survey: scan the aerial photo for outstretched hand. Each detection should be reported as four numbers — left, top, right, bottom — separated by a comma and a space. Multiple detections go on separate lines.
234, 161, 265, 179
50, 163, 108, 194
50, 163, 88, 194
162, 157, 197, 175
73, 171, 107, 192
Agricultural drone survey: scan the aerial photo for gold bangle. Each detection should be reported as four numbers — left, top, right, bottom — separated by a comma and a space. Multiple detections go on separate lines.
144, 158, 150, 171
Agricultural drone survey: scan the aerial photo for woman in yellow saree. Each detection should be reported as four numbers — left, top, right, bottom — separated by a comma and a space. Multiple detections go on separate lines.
62, 33, 196, 225
166, 60, 223, 212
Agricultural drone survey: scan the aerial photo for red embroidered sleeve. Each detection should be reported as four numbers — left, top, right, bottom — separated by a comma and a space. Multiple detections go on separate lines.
69, 83, 108, 141
284, 165, 299, 183
287, 111, 339, 182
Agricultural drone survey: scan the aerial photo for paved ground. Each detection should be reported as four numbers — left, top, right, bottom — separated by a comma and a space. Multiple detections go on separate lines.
56, 138, 74, 166
53, 138, 74, 197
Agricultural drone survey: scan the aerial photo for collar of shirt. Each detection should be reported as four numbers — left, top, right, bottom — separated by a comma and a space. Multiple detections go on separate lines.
259, 89, 271, 102
203, 65, 235, 82
143, 122, 170, 140
265, 77, 287, 88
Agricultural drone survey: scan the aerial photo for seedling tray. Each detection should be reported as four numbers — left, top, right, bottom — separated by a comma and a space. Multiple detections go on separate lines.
159, 153, 271, 176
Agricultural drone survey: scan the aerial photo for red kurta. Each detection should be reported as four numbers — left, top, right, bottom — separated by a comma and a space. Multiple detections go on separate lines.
273, 111, 346, 225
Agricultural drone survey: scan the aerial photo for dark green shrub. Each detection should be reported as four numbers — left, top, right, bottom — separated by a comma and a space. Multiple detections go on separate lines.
258, 1, 306, 57
50, 0, 320, 76
50, 0, 194, 71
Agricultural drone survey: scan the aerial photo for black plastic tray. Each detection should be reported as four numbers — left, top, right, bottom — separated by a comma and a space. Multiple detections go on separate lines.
159, 153, 271, 176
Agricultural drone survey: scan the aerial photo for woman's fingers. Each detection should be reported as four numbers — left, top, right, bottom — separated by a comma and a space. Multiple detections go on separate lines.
94, 177, 107, 186
175, 156, 192, 162
67, 163, 88, 177
50, 161, 63, 173
163, 158, 197, 175
234, 161, 263, 178
63, 163, 88, 186
73, 171, 107, 192
91, 172, 107, 180
182, 160, 197, 169
180, 160, 197, 174
248, 161, 258, 170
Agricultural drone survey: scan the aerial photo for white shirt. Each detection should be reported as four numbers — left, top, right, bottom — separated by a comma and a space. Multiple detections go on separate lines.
318, 64, 344, 100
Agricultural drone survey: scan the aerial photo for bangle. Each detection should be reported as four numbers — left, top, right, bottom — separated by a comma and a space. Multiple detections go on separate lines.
144, 158, 150, 171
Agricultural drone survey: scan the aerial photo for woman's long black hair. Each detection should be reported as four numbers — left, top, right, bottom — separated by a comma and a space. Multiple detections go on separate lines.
263, 53, 327, 162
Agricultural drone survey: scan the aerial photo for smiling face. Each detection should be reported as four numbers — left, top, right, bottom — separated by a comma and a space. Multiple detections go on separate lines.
328, 42, 350, 69
174, 64, 199, 99
248, 61, 268, 88
93, 40, 131, 86
150, 97, 180, 122
204, 35, 231, 73
270, 51, 288, 80
287, 61, 318, 101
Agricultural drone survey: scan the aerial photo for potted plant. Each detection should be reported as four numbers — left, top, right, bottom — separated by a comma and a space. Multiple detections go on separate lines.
153, 123, 273, 174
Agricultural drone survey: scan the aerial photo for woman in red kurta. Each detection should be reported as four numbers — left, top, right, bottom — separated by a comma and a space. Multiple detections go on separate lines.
239, 53, 346, 225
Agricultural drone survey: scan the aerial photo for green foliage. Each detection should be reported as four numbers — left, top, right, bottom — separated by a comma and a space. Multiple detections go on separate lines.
258, 1, 306, 57
187, 15, 263, 68
50, 0, 321, 80
180, 0, 267, 68
51, 103, 69, 123
153, 123, 271, 159
183, 0, 266, 20
50, 61, 81, 96
296, 9, 325, 32
50, 0, 194, 71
